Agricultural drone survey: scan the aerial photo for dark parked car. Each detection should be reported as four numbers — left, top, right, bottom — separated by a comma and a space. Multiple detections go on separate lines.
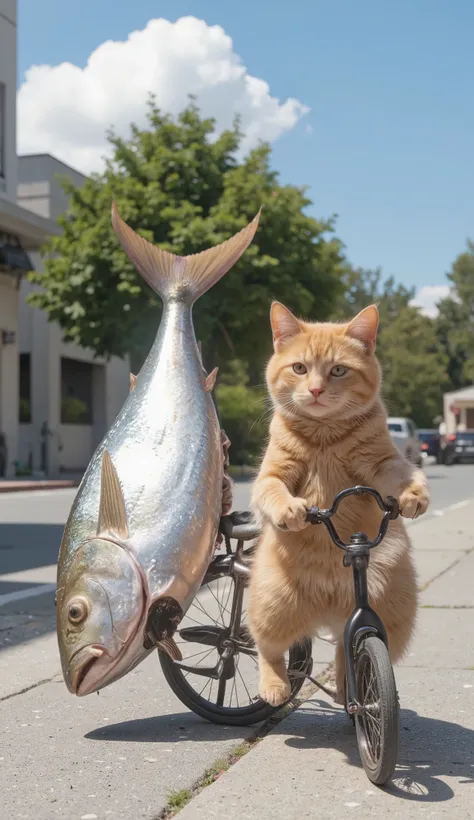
444, 430, 474, 465
0, 434, 7, 477
417, 428, 441, 461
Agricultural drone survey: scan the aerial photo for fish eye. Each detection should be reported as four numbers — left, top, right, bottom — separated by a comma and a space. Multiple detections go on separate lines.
292, 363, 307, 375
331, 365, 348, 378
68, 598, 89, 624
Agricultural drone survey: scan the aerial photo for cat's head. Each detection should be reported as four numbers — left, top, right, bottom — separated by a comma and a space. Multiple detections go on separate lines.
266, 302, 381, 422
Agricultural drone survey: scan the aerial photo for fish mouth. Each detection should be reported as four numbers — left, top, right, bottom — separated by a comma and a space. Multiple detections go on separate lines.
68, 645, 107, 696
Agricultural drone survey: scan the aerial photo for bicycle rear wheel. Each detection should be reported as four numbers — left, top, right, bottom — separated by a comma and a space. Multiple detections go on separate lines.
159, 571, 312, 726
354, 636, 400, 785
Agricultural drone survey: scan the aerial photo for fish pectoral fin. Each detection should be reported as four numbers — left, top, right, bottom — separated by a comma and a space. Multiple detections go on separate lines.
97, 450, 129, 539
129, 373, 137, 392
157, 637, 182, 662
204, 367, 219, 393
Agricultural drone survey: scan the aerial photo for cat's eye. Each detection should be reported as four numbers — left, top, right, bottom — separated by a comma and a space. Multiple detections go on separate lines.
292, 363, 307, 375
331, 365, 348, 377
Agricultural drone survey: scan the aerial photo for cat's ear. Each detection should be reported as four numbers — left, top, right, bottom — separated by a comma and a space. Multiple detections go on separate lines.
345, 304, 379, 351
270, 302, 302, 351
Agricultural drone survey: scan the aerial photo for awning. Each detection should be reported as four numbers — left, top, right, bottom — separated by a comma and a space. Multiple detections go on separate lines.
0, 231, 32, 276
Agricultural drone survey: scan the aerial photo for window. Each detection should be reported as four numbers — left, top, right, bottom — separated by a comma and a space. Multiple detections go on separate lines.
19, 353, 31, 423
387, 423, 402, 433
61, 357, 93, 424
0, 83, 5, 180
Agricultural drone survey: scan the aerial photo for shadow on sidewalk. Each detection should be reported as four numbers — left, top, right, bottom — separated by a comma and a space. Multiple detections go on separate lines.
85, 710, 253, 744
0, 523, 63, 574
284, 698, 473, 803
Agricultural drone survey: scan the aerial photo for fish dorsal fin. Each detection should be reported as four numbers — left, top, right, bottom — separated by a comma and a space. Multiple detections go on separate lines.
97, 450, 129, 539
129, 373, 137, 392
204, 367, 219, 393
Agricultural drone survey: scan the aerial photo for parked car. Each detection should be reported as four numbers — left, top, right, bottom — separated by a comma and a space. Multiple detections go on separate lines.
417, 428, 441, 461
0, 434, 7, 477
387, 417, 423, 467
443, 430, 474, 465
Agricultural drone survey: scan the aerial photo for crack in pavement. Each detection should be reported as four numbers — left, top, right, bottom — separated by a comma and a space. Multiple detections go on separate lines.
417, 547, 474, 592
0, 673, 62, 703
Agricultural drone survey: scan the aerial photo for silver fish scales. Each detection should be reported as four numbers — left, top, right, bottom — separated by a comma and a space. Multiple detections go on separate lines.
56, 203, 261, 696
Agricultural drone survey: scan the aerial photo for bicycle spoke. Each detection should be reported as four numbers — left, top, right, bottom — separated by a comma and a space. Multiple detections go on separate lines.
229, 671, 237, 708
207, 583, 229, 624
223, 580, 234, 618
198, 676, 213, 698
191, 594, 220, 626
182, 646, 215, 679
236, 659, 253, 706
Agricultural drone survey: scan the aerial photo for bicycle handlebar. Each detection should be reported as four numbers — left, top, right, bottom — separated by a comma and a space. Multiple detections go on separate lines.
283, 485, 400, 551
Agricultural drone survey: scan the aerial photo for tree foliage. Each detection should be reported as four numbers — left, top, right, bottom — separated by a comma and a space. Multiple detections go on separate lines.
26, 96, 471, 447
435, 240, 474, 388
28, 98, 346, 374
332, 267, 447, 426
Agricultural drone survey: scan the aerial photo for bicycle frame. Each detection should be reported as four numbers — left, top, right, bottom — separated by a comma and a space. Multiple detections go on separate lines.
305, 485, 399, 713
167, 486, 399, 713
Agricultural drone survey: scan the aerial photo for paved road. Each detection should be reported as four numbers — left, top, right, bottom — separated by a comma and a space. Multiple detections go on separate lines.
0, 462, 473, 819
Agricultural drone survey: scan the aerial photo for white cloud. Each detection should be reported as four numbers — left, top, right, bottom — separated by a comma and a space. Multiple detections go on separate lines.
410, 285, 451, 317
17, 16, 309, 175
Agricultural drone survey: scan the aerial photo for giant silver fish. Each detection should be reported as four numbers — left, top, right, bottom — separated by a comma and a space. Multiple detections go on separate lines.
56, 203, 261, 696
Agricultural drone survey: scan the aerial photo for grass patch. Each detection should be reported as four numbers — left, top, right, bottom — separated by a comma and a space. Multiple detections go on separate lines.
156, 661, 334, 819
165, 789, 192, 814
156, 739, 259, 819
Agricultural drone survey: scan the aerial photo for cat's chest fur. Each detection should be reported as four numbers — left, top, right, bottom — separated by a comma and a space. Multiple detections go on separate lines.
297, 447, 360, 507
294, 445, 381, 543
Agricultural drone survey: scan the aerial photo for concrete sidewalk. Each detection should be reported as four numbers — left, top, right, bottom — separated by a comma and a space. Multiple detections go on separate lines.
0, 478, 78, 493
177, 502, 474, 819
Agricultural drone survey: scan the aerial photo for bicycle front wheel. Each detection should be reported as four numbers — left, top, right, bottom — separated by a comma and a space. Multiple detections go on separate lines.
354, 636, 400, 785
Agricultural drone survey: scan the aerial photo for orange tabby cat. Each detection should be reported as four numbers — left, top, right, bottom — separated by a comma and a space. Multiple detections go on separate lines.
248, 301, 429, 707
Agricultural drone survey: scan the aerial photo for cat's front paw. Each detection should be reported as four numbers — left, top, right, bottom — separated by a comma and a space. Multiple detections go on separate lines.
274, 497, 309, 532
399, 484, 430, 519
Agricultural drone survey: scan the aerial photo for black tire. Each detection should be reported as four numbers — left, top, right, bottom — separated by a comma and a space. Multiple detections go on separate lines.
160, 636, 312, 726
354, 636, 399, 785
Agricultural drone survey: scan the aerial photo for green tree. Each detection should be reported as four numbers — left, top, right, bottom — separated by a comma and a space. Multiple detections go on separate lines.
215, 360, 266, 465
435, 240, 474, 388
28, 99, 346, 374
378, 306, 448, 426
332, 265, 414, 325
333, 267, 446, 425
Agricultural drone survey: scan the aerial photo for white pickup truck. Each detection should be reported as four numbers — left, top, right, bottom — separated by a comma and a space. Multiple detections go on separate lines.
387, 417, 423, 467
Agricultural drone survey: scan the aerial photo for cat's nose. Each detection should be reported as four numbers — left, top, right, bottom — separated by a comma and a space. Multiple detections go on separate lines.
309, 387, 324, 398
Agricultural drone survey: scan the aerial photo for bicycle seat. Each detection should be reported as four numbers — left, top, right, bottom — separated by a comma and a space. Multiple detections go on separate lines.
219, 511, 260, 541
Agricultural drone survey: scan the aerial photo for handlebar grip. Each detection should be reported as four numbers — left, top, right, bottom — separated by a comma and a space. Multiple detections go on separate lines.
384, 495, 400, 519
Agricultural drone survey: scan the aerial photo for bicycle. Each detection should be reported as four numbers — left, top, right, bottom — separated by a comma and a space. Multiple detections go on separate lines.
159, 485, 401, 786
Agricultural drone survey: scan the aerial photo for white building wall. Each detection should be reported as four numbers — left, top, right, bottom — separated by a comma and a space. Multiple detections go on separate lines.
0, 0, 17, 199
19, 265, 130, 475
1, 1, 130, 476
0, 274, 19, 473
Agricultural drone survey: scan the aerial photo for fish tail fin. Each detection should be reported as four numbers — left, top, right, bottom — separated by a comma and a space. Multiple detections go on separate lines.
111, 202, 261, 305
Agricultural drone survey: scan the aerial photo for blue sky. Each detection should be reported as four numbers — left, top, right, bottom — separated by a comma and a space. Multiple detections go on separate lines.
17, 0, 474, 305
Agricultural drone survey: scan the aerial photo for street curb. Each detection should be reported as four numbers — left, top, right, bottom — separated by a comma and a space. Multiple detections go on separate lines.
0, 480, 79, 493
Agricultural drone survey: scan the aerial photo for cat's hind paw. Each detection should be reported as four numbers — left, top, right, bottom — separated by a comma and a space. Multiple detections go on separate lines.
259, 679, 291, 706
